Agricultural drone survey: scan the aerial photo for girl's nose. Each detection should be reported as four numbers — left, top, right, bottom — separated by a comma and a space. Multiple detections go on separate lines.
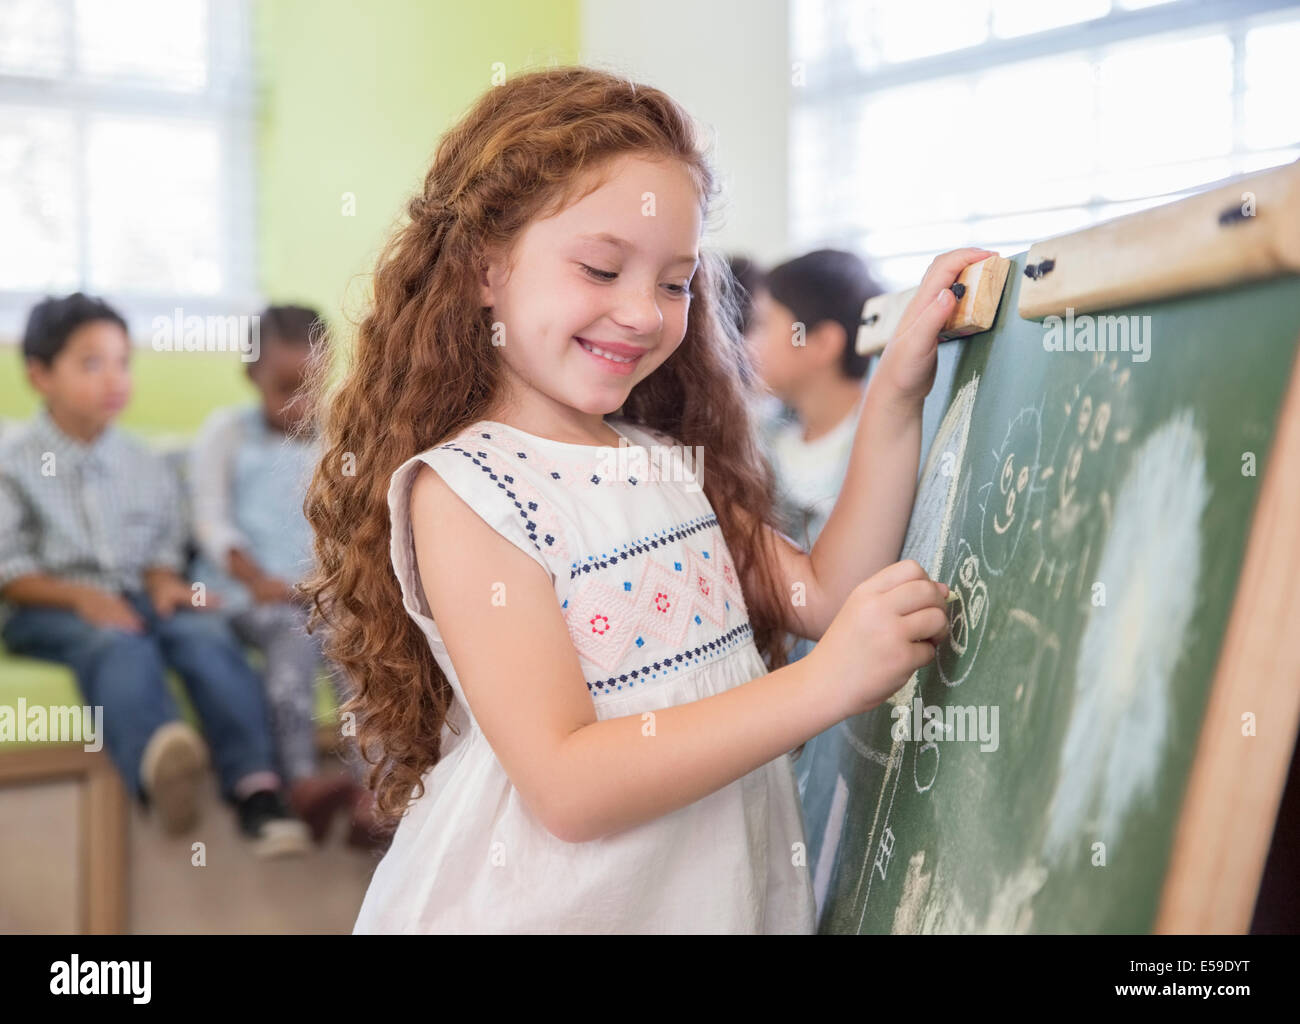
611, 282, 663, 335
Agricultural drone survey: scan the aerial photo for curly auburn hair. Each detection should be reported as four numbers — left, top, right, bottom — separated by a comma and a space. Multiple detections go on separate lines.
300, 65, 792, 828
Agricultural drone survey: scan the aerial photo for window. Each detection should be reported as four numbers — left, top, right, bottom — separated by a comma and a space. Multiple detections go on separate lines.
0, 0, 257, 340
791, 0, 1300, 288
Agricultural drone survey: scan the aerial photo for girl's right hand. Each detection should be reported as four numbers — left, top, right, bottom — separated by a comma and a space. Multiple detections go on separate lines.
808, 559, 949, 720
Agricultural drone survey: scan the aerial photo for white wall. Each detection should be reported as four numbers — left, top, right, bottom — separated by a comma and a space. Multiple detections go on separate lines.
580, 0, 791, 267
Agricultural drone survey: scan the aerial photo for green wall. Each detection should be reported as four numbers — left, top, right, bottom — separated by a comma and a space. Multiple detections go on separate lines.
256, 0, 581, 333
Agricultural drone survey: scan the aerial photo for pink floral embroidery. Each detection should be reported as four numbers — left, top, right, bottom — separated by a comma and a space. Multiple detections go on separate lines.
590, 613, 610, 635
655, 592, 671, 613
697, 576, 710, 597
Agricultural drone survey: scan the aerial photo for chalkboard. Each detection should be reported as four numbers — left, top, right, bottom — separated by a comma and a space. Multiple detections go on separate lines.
793, 251, 1300, 934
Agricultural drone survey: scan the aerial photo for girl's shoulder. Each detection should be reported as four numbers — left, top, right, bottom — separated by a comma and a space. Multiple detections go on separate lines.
389, 421, 576, 583
609, 416, 681, 450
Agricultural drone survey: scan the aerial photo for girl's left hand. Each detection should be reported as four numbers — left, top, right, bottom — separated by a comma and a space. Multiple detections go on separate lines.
878, 247, 996, 411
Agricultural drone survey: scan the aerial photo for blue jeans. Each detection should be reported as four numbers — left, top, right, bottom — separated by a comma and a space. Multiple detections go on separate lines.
1, 589, 278, 804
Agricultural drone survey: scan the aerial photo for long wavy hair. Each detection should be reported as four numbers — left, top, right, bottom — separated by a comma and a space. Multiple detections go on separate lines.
300, 65, 791, 827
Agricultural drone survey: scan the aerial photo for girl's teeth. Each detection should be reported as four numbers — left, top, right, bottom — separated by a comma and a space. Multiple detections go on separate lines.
579, 340, 634, 363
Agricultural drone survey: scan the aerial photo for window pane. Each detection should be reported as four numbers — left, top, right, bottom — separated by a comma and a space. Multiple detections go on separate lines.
876, 0, 991, 65
969, 56, 1096, 215
0, 0, 67, 77
855, 79, 977, 226
1096, 32, 1232, 186
993, 0, 1110, 40
0, 107, 77, 290
969, 208, 1093, 245
1244, 20, 1300, 150
872, 252, 945, 290
75, 0, 208, 90
86, 116, 221, 294
1097, 156, 1235, 203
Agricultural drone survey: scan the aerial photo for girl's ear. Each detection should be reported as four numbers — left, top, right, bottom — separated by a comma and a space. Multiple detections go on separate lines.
476, 249, 499, 309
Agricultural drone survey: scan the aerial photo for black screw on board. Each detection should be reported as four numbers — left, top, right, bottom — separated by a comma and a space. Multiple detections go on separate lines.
861, 313, 880, 326
1219, 203, 1253, 226
1024, 258, 1056, 281
950, 282, 966, 300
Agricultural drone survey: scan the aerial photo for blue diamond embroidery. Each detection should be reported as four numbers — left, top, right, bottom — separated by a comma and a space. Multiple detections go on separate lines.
623, 581, 632, 591
674, 561, 681, 571
636, 636, 644, 647
703, 551, 709, 558
694, 615, 701, 625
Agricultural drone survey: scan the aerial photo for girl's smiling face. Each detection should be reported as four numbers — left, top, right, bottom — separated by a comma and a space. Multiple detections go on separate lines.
478, 153, 702, 433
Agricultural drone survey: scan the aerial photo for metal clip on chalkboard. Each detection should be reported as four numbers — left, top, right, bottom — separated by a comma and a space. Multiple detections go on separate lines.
855, 254, 1012, 357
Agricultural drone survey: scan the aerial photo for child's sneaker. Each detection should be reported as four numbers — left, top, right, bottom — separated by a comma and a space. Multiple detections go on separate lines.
236, 789, 311, 858
140, 721, 208, 834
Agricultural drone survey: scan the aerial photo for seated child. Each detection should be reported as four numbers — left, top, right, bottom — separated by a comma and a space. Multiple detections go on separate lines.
0, 293, 310, 858
188, 305, 382, 847
745, 250, 885, 663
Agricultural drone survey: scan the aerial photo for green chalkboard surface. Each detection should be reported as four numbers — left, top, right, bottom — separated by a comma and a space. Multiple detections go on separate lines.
793, 251, 1300, 934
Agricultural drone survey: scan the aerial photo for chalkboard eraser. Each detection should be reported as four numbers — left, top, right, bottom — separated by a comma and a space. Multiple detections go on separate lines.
856, 254, 1011, 357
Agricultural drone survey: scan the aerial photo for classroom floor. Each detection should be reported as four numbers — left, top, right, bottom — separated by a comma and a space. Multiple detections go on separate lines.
130, 760, 381, 933
0, 760, 382, 934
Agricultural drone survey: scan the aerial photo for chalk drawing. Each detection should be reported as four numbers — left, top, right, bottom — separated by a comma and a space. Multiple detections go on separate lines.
937, 538, 990, 687
1005, 608, 1062, 737
914, 739, 939, 793
1031, 356, 1135, 600
1042, 410, 1210, 864
892, 850, 933, 934
979, 403, 1045, 575
900, 376, 981, 578
873, 826, 897, 881
892, 856, 1049, 934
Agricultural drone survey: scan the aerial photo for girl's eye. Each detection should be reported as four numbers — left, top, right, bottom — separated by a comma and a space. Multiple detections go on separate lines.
581, 264, 692, 298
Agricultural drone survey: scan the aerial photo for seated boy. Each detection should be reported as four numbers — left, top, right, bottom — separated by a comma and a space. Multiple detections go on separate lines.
0, 293, 310, 858
189, 305, 382, 847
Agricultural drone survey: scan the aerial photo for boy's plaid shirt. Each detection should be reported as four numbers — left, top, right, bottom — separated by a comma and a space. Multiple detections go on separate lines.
0, 406, 187, 603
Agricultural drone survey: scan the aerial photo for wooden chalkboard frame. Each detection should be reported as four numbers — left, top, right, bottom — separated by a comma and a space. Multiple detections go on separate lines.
1155, 329, 1300, 932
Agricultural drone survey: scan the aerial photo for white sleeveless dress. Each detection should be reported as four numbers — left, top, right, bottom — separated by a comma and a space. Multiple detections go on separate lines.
351, 415, 817, 934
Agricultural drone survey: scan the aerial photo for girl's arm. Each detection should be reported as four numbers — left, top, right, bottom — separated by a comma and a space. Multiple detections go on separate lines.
740, 248, 996, 643
411, 462, 936, 844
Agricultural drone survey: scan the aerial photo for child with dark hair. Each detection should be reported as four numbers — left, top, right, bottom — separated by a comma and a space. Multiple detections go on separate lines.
0, 292, 311, 856
724, 254, 766, 338
188, 305, 382, 847
745, 249, 888, 662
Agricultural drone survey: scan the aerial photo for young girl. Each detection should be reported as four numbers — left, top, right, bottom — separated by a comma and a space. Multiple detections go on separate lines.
301, 65, 992, 933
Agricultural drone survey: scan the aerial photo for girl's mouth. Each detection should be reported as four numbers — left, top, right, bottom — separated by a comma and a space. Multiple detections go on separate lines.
574, 337, 644, 375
